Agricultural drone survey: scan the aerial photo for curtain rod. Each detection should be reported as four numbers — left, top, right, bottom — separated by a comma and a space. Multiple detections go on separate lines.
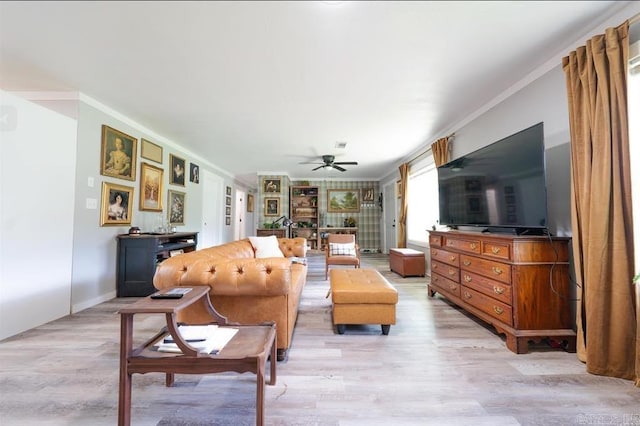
630, 12, 639, 25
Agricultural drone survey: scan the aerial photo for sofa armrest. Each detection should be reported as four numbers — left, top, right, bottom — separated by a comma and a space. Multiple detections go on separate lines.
278, 237, 308, 257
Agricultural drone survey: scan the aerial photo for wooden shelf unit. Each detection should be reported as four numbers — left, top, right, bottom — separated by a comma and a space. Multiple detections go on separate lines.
290, 186, 319, 249
116, 232, 198, 297
427, 230, 576, 354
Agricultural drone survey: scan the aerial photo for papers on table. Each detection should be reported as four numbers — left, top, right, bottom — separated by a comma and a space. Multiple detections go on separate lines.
156, 325, 238, 355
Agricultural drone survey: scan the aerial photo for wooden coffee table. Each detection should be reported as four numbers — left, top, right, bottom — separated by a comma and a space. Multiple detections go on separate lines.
117, 286, 277, 426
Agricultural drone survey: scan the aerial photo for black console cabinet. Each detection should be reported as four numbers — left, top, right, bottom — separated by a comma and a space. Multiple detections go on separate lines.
116, 232, 198, 297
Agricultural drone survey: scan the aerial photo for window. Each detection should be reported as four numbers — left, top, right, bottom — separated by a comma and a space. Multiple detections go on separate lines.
407, 154, 439, 245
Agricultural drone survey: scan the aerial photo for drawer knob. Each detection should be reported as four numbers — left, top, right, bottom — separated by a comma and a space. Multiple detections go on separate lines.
493, 286, 505, 295
463, 275, 472, 283
463, 260, 471, 266
448, 269, 456, 276
491, 247, 501, 254
449, 255, 457, 262
433, 264, 438, 269
463, 291, 472, 299
469, 243, 478, 250
449, 284, 457, 291
431, 250, 437, 255
491, 266, 503, 275
493, 306, 504, 315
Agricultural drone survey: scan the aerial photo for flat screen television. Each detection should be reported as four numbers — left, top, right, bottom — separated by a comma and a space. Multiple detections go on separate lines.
437, 122, 548, 234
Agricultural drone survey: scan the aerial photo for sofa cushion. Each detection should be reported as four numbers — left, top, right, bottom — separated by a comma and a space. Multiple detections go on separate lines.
249, 235, 285, 258
329, 242, 357, 257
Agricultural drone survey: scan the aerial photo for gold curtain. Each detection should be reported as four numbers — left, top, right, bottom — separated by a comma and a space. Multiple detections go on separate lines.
562, 21, 638, 386
397, 163, 409, 248
431, 137, 450, 167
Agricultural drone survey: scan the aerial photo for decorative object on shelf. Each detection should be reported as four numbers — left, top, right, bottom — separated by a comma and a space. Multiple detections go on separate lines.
343, 217, 357, 227
265, 197, 280, 216
263, 178, 281, 194
139, 162, 164, 212
247, 194, 254, 212
128, 226, 141, 235
189, 163, 199, 183
362, 188, 375, 202
100, 182, 134, 226
141, 138, 163, 164
167, 189, 186, 225
169, 154, 186, 186
327, 189, 360, 213
100, 125, 137, 181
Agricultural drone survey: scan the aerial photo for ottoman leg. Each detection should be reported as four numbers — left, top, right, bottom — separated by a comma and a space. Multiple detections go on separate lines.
381, 324, 391, 335
336, 324, 346, 334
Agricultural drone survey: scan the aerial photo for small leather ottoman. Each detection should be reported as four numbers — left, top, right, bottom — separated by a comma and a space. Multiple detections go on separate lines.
389, 248, 425, 277
330, 269, 398, 335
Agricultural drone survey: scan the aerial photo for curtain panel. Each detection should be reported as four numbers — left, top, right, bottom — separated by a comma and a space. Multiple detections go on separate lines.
562, 20, 638, 385
398, 163, 409, 248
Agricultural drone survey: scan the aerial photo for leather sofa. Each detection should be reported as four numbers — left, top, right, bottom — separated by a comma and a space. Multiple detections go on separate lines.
153, 237, 308, 360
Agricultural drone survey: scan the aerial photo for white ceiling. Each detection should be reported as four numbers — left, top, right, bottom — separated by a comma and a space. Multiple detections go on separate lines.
0, 1, 631, 186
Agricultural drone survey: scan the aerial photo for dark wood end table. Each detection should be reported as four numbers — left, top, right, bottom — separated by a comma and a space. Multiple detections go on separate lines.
117, 286, 277, 426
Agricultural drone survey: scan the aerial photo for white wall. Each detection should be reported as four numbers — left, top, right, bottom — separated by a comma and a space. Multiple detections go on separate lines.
0, 91, 77, 340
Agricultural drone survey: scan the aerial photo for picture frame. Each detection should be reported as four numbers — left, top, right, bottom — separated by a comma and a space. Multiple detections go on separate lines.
262, 178, 281, 194
225, 216, 231, 226
265, 197, 280, 216
140, 138, 163, 164
189, 163, 200, 183
226, 186, 232, 196
167, 189, 186, 225
327, 189, 360, 213
247, 194, 254, 212
362, 188, 375, 202
169, 154, 186, 186
100, 125, 137, 181
226, 196, 231, 206
226, 206, 231, 216
100, 182, 134, 226
139, 162, 164, 212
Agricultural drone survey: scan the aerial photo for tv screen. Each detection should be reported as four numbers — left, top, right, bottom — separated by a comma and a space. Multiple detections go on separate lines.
437, 122, 548, 233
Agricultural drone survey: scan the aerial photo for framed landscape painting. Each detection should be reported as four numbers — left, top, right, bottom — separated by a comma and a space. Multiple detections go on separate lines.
139, 162, 163, 211
100, 182, 134, 226
167, 190, 186, 225
327, 189, 360, 213
100, 125, 137, 181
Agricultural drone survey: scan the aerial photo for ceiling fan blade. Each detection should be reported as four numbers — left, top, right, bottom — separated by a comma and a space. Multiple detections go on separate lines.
333, 165, 347, 172
311, 165, 325, 171
334, 161, 358, 166
299, 161, 325, 165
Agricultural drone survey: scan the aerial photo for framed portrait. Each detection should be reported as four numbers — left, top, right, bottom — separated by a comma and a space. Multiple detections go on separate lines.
226, 196, 231, 206
167, 190, 186, 225
100, 125, 137, 181
262, 178, 281, 194
265, 197, 280, 216
141, 138, 163, 164
226, 186, 232, 196
327, 189, 360, 213
226, 206, 231, 216
225, 216, 231, 226
189, 163, 200, 184
169, 154, 186, 186
247, 194, 254, 212
139, 162, 163, 211
100, 182, 133, 226
362, 188, 375, 202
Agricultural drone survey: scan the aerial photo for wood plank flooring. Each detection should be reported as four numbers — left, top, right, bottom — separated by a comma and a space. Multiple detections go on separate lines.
0, 253, 638, 425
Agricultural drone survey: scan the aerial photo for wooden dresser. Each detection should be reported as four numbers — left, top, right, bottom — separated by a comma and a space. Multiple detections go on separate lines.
428, 230, 576, 354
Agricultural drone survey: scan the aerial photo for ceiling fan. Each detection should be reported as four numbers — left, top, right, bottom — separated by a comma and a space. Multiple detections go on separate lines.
307, 155, 358, 172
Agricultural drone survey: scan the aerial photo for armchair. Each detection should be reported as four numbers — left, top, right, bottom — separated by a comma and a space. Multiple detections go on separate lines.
325, 233, 360, 279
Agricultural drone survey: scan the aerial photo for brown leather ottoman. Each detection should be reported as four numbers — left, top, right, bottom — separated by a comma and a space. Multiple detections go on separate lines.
389, 248, 425, 277
330, 269, 398, 335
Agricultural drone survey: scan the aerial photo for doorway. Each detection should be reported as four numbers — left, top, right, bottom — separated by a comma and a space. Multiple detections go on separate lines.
201, 170, 223, 248
382, 181, 397, 254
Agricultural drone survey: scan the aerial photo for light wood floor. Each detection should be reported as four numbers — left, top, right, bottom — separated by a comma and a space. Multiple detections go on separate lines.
0, 253, 638, 425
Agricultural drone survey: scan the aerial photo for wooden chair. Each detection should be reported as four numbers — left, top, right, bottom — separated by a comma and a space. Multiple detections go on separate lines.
325, 233, 360, 279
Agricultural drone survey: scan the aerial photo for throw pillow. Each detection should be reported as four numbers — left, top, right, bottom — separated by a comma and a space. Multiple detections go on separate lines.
248, 235, 284, 258
329, 242, 356, 257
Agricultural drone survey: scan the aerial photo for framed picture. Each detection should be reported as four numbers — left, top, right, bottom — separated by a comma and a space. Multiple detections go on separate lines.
100, 182, 133, 226
327, 189, 360, 213
226, 186, 232, 196
100, 125, 137, 181
139, 163, 163, 211
226, 206, 231, 216
226, 196, 231, 206
265, 197, 280, 216
362, 188, 375, 202
247, 194, 254, 212
141, 138, 163, 164
263, 178, 281, 194
225, 216, 231, 226
169, 154, 186, 186
190, 163, 200, 183
167, 189, 186, 225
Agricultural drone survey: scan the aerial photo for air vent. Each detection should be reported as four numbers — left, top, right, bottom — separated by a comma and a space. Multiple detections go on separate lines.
335, 141, 347, 149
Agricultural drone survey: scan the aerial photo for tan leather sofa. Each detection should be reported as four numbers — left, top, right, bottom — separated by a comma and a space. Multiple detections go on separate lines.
153, 238, 308, 360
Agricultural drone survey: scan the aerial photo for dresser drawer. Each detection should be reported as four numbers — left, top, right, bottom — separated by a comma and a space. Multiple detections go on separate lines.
444, 237, 481, 254
430, 248, 459, 267
460, 255, 511, 284
461, 286, 513, 326
431, 260, 459, 282
482, 241, 511, 260
429, 234, 442, 247
461, 270, 512, 305
430, 273, 461, 299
